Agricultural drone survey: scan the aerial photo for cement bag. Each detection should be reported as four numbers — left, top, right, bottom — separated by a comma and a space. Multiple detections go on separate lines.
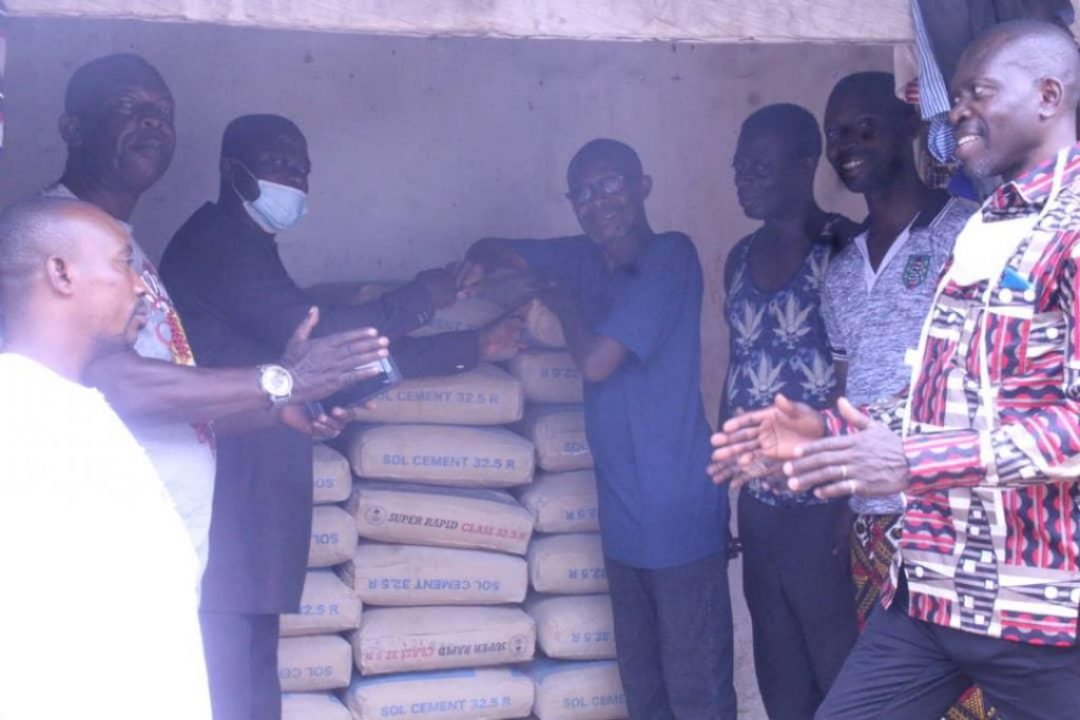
348, 365, 524, 426
346, 481, 534, 555
507, 350, 584, 404
277, 635, 353, 692
517, 471, 599, 533
281, 570, 363, 638
517, 406, 593, 472
282, 692, 351, 720
346, 424, 535, 488
313, 444, 352, 505
524, 299, 566, 348
527, 533, 608, 594
345, 668, 534, 720
308, 506, 358, 568
530, 660, 627, 720
526, 594, 615, 660
339, 543, 527, 606
410, 296, 505, 337
353, 606, 535, 675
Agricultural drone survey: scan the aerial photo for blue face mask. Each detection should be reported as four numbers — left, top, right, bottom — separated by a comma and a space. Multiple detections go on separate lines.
234, 162, 308, 234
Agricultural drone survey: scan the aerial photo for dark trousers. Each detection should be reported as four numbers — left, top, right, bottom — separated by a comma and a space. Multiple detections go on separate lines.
199, 611, 282, 720
604, 552, 737, 720
739, 493, 858, 720
816, 586, 1080, 720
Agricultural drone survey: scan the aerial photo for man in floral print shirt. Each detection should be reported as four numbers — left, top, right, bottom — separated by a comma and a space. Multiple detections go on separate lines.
718, 103, 859, 720
713, 21, 1080, 719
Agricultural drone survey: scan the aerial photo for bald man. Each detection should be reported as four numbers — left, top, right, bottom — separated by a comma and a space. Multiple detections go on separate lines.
711, 20, 1080, 719
0, 198, 209, 719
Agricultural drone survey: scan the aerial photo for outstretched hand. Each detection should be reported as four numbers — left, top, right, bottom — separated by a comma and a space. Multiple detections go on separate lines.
283, 307, 390, 403
707, 394, 825, 485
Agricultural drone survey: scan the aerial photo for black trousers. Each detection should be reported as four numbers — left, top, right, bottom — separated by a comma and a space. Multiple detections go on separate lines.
816, 586, 1080, 720
739, 493, 859, 720
199, 611, 282, 720
605, 552, 738, 720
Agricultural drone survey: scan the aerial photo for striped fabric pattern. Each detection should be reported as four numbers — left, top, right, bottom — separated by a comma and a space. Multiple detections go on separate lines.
910, 0, 957, 162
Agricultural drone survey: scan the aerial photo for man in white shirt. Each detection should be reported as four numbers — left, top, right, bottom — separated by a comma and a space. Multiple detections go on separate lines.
0, 196, 210, 719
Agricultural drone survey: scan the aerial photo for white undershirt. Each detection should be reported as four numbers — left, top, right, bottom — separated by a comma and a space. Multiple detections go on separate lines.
0, 353, 210, 719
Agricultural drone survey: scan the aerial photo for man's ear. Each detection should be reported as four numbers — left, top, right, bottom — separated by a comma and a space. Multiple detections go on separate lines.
45, 256, 76, 297
1037, 76, 1066, 120
637, 174, 653, 201
58, 113, 83, 148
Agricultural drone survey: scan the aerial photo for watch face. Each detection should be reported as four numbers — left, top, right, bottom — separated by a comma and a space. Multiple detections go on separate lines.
262, 366, 293, 398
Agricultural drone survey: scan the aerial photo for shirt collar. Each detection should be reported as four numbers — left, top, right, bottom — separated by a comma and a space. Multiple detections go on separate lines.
982, 142, 1080, 221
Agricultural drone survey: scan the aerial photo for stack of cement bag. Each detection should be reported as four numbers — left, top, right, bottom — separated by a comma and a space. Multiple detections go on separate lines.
510, 302, 629, 720
279, 443, 362, 720
336, 295, 543, 720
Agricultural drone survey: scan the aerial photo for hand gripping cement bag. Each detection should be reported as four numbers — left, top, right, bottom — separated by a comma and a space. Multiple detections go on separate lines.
506, 350, 584, 404
346, 481, 534, 555
527, 533, 608, 594
529, 660, 628, 720
282, 692, 351, 720
515, 406, 593, 472
308, 505, 359, 568
280, 570, 362, 637
523, 299, 567, 349
277, 634, 353, 692
339, 543, 527, 606
526, 594, 616, 660
516, 471, 599, 534
352, 606, 535, 675
346, 424, 535, 488
345, 668, 534, 720
313, 443, 352, 505
348, 364, 524, 426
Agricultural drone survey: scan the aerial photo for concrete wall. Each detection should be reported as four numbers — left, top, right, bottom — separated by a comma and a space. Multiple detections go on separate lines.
0, 17, 890, 717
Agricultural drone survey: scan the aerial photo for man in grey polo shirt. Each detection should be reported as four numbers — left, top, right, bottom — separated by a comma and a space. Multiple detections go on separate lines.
820, 72, 975, 641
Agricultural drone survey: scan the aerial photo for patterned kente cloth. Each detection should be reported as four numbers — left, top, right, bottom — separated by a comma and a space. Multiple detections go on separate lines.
852, 513, 996, 720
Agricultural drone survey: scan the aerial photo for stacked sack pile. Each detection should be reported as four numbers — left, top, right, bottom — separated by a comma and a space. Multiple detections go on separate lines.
334, 295, 542, 720
510, 301, 629, 720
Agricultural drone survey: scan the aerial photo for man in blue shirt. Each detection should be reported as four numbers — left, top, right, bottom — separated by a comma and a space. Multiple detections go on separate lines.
466, 139, 735, 719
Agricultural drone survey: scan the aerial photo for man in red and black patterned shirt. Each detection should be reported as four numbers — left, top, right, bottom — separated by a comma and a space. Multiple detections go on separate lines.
711, 20, 1080, 719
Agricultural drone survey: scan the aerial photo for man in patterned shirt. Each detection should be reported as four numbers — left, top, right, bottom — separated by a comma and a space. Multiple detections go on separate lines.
717, 103, 859, 719
712, 21, 1080, 718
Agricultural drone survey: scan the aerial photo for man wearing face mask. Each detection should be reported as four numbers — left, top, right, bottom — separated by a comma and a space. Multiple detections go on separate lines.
160, 114, 521, 720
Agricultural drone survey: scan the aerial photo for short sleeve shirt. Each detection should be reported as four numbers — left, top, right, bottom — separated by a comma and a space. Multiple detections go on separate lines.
720, 216, 849, 506
821, 198, 973, 514
511, 232, 726, 569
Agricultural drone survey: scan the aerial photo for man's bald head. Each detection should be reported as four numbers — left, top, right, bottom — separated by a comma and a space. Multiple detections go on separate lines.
64, 53, 170, 118
950, 20, 1080, 179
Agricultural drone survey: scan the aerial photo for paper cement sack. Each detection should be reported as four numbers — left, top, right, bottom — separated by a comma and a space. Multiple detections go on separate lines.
516, 471, 600, 534
339, 543, 527, 606
348, 365, 524, 426
507, 350, 584, 404
345, 668, 534, 720
313, 444, 352, 505
353, 606, 535, 675
517, 406, 593, 472
529, 660, 628, 720
347, 481, 534, 555
277, 635, 353, 692
282, 692, 351, 720
526, 594, 616, 660
347, 425, 535, 488
308, 506, 358, 568
527, 533, 608, 594
524, 299, 566, 348
281, 570, 363, 637
410, 296, 506, 337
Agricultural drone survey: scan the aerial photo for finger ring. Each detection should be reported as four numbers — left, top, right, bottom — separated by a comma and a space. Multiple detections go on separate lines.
840, 464, 848, 481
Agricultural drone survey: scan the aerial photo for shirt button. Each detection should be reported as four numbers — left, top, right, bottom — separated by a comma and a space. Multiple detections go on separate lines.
1072, 589, 1080, 604
1045, 586, 1059, 600
1023, 289, 1036, 302
1047, 327, 1061, 340
914, 566, 925, 578
999, 289, 1014, 303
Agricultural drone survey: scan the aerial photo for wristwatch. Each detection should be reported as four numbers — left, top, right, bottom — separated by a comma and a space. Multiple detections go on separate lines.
258, 364, 294, 407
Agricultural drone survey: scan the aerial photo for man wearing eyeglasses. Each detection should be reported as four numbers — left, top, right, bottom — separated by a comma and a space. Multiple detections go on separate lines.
464, 138, 736, 719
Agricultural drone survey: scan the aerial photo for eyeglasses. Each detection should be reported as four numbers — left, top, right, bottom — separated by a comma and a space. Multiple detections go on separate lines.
566, 174, 628, 205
